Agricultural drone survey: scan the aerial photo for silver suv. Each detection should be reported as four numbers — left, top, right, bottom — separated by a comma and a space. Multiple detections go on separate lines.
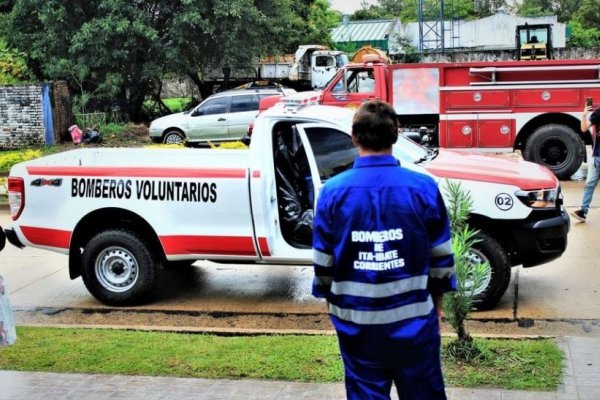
149, 87, 295, 144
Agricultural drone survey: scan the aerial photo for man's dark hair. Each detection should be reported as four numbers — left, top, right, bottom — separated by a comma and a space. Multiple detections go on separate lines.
352, 100, 398, 151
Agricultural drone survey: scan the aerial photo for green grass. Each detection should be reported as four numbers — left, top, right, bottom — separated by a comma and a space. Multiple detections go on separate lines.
0, 327, 563, 391
163, 97, 194, 113
144, 97, 195, 115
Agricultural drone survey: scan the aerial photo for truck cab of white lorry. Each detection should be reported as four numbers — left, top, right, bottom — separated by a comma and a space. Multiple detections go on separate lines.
260, 45, 348, 90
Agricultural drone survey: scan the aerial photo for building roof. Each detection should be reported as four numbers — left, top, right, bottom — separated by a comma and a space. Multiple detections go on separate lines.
331, 19, 399, 44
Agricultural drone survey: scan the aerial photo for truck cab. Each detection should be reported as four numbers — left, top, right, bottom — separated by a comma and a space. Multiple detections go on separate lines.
320, 56, 389, 108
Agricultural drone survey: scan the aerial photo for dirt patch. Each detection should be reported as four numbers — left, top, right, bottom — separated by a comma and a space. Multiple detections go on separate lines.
14, 307, 334, 334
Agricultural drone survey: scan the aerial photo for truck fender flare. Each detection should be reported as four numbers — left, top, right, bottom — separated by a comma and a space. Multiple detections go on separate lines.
68, 207, 165, 279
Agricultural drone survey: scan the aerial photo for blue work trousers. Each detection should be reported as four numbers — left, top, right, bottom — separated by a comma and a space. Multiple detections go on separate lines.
581, 156, 600, 214
338, 331, 446, 400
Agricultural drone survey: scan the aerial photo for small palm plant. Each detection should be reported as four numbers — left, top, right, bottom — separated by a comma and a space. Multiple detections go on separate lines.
443, 180, 489, 360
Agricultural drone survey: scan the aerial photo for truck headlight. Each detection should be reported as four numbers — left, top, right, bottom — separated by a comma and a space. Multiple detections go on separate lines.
515, 188, 557, 208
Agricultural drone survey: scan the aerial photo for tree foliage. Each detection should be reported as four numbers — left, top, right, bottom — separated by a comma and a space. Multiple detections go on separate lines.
516, 0, 583, 22
302, 0, 341, 47
351, 0, 506, 22
567, 20, 600, 48
2, 0, 325, 121
0, 38, 30, 84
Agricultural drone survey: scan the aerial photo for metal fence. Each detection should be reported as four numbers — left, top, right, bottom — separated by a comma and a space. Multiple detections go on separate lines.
75, 110, 123, 128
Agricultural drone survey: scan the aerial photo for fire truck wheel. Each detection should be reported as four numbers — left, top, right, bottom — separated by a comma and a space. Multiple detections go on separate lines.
163, 130, 185, 145
82, 229, 162, 306
523, 124, 584, 180
466, 232, 512, 311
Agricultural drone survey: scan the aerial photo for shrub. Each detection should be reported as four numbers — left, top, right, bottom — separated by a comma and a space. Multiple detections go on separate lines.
443, 180, 489, 360
0, 148, 46, 172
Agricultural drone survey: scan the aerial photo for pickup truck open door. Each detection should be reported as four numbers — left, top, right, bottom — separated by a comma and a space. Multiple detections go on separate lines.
259, 122, 357, 263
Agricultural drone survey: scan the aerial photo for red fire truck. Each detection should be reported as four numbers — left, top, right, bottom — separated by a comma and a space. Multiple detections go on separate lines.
317, 56, 600, 179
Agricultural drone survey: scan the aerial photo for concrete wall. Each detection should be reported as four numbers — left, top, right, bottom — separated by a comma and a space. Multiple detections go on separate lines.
0, 81, 71, 149
417, 47, 600, 63
397, 13, 566, 52
0, 84, 45, 149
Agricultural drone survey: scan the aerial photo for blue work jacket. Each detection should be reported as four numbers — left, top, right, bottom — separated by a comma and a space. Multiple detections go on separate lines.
312, 154, 456, 356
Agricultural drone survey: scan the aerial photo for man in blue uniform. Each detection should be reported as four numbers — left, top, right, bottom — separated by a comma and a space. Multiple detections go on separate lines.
312, 100, 456, 400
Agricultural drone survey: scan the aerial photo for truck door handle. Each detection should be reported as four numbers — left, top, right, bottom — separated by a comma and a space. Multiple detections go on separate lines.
218, 118, 226, 122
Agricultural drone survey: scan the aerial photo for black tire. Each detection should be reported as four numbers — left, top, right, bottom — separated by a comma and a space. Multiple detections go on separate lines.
467, 232, 512, 311
523, 124, 584, 180
82, 229, 162, 306
163, 130, 185, 145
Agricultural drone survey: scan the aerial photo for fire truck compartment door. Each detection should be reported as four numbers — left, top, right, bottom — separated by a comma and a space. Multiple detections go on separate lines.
446, 117, 514, 148
445, 90, 510, 109
514, 89, 580, 107
392, 68, 440, 115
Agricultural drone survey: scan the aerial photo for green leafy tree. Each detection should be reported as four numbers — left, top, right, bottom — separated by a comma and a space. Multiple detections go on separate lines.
3, 0, 319, 121
0, 38, 30, 84
352, 5, 390, 20
567, 20, 600, 48
398, 0, 481, 22
473, 0, 508, 18
302, 0, 341, 47
574, 0, 600, 29
516, 0, 582, 22
516, 0, 553, 17
351, 0, 403, 20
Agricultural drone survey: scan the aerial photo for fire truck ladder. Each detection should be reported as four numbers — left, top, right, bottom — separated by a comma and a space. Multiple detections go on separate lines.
469, 65, 600, 85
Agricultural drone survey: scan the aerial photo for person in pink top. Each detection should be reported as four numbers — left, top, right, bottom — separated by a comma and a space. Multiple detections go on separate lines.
68, 124, 83, 144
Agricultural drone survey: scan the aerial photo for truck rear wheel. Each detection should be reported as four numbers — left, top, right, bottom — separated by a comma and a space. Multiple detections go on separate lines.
467, 232, 512, 311
523, 124, 584, 180
82, 229, 162, 306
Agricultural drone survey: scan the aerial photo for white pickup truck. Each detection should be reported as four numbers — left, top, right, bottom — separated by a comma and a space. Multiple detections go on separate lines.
3, 102, 569, 309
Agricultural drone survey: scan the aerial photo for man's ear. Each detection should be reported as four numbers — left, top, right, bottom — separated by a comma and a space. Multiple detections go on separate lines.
351, 132, 359, 146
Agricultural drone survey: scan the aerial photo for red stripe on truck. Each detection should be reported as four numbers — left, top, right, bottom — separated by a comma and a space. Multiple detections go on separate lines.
20, 226, 71, 249
26, 166, 247, 179
19, 226, 260, 257
258, 237, 271, 256
160, 235, 257, 256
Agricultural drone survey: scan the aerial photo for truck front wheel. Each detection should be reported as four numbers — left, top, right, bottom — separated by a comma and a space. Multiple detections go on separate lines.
523, 124, 584, 180
467, 232, 512, 311
82, 229, 162, 306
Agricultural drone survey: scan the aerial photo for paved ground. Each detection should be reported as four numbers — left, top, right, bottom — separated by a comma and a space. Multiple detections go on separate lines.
0, 336, 598, 400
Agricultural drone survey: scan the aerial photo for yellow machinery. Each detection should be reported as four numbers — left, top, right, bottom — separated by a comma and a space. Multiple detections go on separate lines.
516, 23, 553, 60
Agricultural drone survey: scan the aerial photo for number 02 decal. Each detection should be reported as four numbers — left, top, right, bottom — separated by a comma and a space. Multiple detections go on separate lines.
495, 193, 513, 211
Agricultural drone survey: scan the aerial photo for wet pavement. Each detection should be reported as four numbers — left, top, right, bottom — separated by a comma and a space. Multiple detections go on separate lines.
3, 179, 600, 337
2, 166, 600, 398
0, 335, 598, 400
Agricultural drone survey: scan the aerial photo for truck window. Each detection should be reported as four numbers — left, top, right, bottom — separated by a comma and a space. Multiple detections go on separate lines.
303, 127, 358, 180
343, 69, 375, 94
315, 55, 335, 67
